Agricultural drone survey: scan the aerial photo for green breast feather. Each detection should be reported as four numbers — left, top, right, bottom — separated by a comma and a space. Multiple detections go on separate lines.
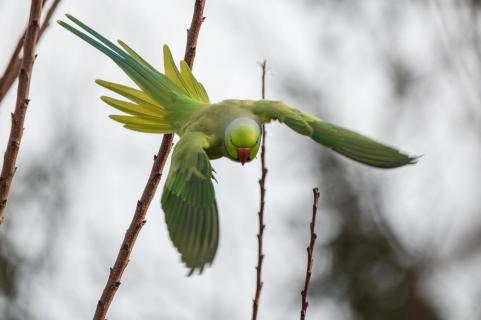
59, 15, 418, 274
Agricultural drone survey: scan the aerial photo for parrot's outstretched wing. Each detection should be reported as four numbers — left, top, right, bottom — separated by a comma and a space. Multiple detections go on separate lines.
58, 15, 209, 133
161, 132, 219, 274
251, 100, 418, 168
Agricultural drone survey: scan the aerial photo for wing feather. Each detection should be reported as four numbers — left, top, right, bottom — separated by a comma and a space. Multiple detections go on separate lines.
251, 100, 418, 168
161, 132, 219, 273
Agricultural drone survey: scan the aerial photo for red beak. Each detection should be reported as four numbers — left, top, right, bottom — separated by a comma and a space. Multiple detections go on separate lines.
237, 148, 251, 165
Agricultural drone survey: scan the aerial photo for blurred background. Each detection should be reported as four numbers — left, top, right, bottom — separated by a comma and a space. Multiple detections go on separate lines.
1, 0, 481, 319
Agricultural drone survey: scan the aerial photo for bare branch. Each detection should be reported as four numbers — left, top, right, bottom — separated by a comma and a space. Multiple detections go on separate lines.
0, 0, 62, 106
0, 0, 43, 224
92, 1, 207, 319
184, 0, 207, 70
300, 188, 320, 320
252, 60, 268, 320
0, 38, 23, 105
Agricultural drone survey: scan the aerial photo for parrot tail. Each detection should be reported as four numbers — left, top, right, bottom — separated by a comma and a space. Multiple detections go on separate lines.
58, 15, 211, 134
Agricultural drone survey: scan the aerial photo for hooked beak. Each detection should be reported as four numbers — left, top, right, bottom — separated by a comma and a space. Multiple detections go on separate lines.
237, 148, 251, 165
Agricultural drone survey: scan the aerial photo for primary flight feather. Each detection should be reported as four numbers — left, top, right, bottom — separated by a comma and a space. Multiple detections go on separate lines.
58, 15, 418, 274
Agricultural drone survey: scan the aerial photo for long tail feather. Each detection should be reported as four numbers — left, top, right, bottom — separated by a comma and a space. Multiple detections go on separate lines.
95, 80, 158, 107
100, 96, 165, 117
58, 15, 189, 109
58, 15, 210, 133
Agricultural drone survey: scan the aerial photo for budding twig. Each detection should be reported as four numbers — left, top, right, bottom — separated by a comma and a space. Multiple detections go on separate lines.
252, 60, 268, 320
0, 0, 44, 224
300, 188, 320, 320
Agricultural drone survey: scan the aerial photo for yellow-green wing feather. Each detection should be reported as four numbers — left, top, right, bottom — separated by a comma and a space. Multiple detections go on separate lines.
163, 45, 210, 104
163, 45, 188, 92
251, 100, 418, 168
100, 96, 165, 117
179, 61, 210, 103
96, 79, 158, 107
97, 80, 172, 133
161, 132, 219, 274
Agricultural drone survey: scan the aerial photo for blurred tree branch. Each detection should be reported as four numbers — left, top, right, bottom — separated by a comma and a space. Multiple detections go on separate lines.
0, 0, 44, 225
0, 0, 62, 106
92, 1, 207, 319
0, 117, 84, 320
252, 60, 268, 320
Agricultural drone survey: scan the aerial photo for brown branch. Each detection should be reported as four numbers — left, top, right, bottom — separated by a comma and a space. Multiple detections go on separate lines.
39, 0, 62, 35
0, 0, 43, 225
0, 38, 23, 105
252, 60, 268, 320
300, 188, 320, 320
184, 0, 206, 70
0, 0, 62, 106
92, 1, 207, 319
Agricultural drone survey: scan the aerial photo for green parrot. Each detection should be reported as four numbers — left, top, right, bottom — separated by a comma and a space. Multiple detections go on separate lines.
58, 15, 418, 274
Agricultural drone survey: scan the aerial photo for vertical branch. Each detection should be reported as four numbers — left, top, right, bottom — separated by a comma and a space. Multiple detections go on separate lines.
261, 60, 267, 99
0, 0, 62, 106
92, 1, 207, 319
252, 60, 268, 320
184, 0, 207, 69
300, 188, 320, 320
0, 0, 43, 224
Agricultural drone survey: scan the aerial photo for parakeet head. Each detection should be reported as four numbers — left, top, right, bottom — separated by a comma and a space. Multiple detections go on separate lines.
225, 118, 261, 165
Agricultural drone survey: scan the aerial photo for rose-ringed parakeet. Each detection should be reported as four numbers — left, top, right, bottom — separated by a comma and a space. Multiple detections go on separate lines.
58, 15, 417, 274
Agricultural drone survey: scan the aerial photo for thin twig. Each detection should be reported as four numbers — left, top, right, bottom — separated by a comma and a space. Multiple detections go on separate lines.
39, 0, 62, 36
252, 60, 268, 320
92, 1, 207, 319
0, 0, 43, 225
0, 0, 62, 106
0, 36, 23, 105
300, 188, 320, 320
